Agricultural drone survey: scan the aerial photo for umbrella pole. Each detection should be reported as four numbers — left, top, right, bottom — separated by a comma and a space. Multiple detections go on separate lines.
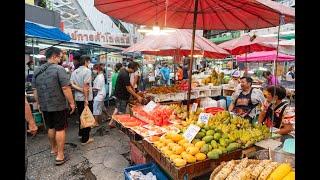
187, 0, 199, 114
273, 16, 283, 86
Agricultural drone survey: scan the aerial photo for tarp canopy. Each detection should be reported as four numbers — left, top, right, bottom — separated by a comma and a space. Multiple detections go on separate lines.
25, 21, 71, 42
236, 50, 295, 62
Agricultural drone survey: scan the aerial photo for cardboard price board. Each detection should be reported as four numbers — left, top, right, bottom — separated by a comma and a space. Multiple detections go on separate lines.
183, 124, 201, 143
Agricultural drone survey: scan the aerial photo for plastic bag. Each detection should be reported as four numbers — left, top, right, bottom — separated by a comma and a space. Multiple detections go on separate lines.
80, 106, 95, 129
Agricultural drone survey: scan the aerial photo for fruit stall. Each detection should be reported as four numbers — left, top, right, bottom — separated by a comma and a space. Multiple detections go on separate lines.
111, 101, 292, 180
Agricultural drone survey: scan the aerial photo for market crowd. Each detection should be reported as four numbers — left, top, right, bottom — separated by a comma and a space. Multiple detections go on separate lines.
25, 47, 294, 168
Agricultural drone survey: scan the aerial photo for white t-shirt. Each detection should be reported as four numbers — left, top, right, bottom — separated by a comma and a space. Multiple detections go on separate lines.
70, 66, 93, 101
93, 74, 106, 101
130, 70, 140, 89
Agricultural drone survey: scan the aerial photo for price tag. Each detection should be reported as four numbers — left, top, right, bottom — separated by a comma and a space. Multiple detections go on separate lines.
197, 113, 211, 124
191, 103, 198, 112
183, 124, 201, 143
143, 101, 157, 113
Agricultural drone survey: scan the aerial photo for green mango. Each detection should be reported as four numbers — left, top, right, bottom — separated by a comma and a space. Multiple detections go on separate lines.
213, 133, 222, 141
202, 135, 214, 143
204, 125, 210, 131
219, 147, 227, 154
208, 144, 213, 151
206, 130, 215, 136
226, 143, 241, 152
211, 140, 218, 149
207, 151, 220, 160
211, 149, 223, 155
195, 132, 206, 139
219, 138, 228, 147
201, 129, 207, 133
222, 134, 229, 139
200, 144, 209, 154
209, 125, 216, 130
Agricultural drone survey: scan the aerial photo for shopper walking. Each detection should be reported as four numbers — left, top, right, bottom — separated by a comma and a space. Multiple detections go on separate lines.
32, 47, 76, 165
92, 63, 107, 126
70, 55, 94, 145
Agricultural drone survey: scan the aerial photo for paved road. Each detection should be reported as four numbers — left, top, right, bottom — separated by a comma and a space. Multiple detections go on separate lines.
26, 107, 131, 180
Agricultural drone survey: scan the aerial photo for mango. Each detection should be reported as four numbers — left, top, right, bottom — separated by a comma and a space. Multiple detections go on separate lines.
195, 141, 206, 148
172, 145, 184, 155
226, 142, 241, 152
186, 146, 200, 155
207, 151, 220, 160
211, 149, 222, 155
169, 154, 182, 161
211, 140, 218, 149
200, 144, 210, 154
171, 134, 183, 142
192, 139, 201, 145
195, 153, 206, 161
213, 133, 221, 141
206, 130, 215, 136
202, 135, 214, 143
178, 139, 188, 146
195, 132, 206, 139
173, 158, 187, 167
185, 154, 197, 163
204, 125, 210, 131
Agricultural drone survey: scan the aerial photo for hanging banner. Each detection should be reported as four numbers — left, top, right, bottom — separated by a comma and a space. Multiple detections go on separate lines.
64, 29, 132, 46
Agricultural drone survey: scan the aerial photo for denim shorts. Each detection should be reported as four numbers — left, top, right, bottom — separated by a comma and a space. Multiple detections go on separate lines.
116, 99, 128, 114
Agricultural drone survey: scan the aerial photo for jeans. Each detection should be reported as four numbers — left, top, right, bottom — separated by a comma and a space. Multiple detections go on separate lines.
116, 99, 128, 114
76, 101, 93, 143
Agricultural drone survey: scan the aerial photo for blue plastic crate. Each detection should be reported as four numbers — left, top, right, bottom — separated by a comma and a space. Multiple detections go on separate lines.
124, 163, 169, 180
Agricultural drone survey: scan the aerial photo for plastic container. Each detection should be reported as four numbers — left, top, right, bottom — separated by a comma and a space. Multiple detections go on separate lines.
124, 163, 169, 180
32, 112, 43, 125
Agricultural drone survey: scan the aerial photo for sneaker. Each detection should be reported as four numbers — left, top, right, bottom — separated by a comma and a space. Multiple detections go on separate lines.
81, 138, 94, 145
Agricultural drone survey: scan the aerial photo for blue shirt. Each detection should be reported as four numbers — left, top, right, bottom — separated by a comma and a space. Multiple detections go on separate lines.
160, 67, 170, 80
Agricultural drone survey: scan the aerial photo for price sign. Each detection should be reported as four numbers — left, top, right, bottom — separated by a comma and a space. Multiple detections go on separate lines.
197, 113, 211, 124
191, 103, 198, 112
183, 124, 201, 143
143, 101, 157, 113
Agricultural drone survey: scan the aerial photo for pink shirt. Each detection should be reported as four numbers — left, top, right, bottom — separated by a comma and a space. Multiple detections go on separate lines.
268, 75, 279, 85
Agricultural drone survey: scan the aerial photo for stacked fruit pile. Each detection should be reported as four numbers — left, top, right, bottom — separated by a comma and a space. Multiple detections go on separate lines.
132, 105, 173, 126
153, 132, 207, 167
210, 158, 294, 180
146, 85, 180, 94
201, 69, 227, 85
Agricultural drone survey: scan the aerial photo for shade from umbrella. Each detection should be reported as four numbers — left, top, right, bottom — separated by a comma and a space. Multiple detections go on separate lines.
236, 50, 295, 62
94, 0, 295, 30
218, 34, 278, 55
123, 29, 229, 59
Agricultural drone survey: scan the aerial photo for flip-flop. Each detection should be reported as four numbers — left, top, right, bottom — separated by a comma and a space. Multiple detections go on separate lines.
55, 155, 70, 166
50, 151, 58, 156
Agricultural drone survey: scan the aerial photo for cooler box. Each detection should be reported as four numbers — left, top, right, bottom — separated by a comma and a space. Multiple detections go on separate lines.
124, 163, 169, 180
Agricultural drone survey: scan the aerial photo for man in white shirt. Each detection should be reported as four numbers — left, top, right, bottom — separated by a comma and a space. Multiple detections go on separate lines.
70, 55, 94, 145
92, 64, 106, 126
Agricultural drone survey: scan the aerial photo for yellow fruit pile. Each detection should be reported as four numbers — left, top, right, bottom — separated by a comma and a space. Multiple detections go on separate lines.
153, 132, 207, 167
201, 69, 224, 85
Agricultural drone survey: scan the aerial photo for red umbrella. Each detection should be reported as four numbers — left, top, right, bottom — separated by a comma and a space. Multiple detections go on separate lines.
218, 34, 277, 55
124, 29, 229, 58
94, 0, 295, 30
94, 0, 295, 112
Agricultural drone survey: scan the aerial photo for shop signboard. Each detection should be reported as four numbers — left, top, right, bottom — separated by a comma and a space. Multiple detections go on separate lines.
64, 29, 131, 46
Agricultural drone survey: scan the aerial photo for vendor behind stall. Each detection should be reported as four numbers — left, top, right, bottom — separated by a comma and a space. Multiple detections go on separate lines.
228, 69, 241, 89
228, 76, 265, 123
258, 85, 294, 139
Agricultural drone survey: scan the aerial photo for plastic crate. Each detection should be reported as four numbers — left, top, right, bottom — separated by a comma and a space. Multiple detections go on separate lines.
124, 163, 169, 180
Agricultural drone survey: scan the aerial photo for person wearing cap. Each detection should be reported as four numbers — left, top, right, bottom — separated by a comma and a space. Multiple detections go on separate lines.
228, 69, 241, 89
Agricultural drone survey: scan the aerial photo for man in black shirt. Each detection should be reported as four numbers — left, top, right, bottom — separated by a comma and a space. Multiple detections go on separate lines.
114, 62, 143, 113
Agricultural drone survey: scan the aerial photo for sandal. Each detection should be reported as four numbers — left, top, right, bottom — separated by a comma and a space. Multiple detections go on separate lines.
50, 151, 58, 156
55, 155, 70, 166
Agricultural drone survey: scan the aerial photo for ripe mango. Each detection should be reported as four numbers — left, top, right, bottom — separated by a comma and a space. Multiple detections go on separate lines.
184, 154, 197, 163
173, 158, 187, 167
171, 134, 183, 142
178, 139, 188, 146
172, 145, 184, 155
186, 146, 200, 155
195, 153, 206, 161
169, 154, 182, 162
192, 139, 201, 145
200, 144, 210, 154
195, 141, 206, 148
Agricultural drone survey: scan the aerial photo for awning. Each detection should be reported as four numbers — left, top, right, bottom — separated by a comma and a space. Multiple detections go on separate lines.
25, 21, 71, 42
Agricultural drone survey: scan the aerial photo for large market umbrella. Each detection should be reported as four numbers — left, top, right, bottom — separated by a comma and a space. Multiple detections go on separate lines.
236, 50, 295, 62
94, 0, 295, 112
123, 29, 229, 59
218, 34, 278, 55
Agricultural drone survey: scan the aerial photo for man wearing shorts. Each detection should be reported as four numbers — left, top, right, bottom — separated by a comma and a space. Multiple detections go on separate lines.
114, 61, 143, 114
32, 47, 75, 165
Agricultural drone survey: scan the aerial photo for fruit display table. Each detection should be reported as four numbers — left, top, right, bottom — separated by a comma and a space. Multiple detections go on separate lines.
142, 140, 242, 180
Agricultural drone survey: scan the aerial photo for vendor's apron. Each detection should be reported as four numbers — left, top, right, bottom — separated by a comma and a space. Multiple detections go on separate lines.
233, 88, 258, 122
262, 101, 288, 128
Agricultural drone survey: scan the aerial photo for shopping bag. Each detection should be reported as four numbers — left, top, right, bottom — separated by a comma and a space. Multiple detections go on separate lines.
80, 106, 95, 129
